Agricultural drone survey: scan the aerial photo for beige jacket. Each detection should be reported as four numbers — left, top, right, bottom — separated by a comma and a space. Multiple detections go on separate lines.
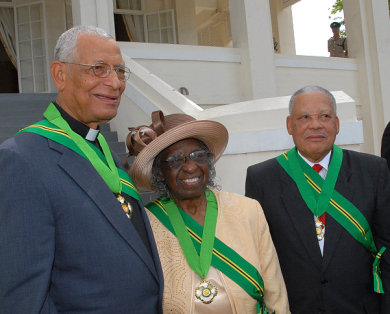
147, 190, 290, 313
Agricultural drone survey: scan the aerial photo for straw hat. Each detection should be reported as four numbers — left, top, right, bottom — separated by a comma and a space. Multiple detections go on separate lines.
126, 110, 228, 190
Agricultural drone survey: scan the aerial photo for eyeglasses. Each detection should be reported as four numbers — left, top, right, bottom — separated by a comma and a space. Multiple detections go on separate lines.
294, 113, 335, 124
162, 150, 212, 169
61, 61, 130, 81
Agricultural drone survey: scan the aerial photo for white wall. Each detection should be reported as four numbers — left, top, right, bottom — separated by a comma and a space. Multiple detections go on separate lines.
274, 55, 359, 105
119, 42, 361, 107
120, 42, 243, 105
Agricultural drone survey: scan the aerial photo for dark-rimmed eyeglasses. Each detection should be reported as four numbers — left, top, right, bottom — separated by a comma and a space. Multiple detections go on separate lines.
162, 150, 212, 169
61, 61, 130, 81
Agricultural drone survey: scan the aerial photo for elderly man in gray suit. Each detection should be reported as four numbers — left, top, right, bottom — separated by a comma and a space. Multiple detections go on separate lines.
246, 85, 390, 314
0, 25, 163, 313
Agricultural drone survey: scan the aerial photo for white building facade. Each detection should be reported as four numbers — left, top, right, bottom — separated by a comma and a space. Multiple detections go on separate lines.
1, 0, 389, 193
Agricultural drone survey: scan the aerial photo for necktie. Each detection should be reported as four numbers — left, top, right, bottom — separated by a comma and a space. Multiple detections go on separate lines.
312, 163, 323, 174
313, 164, 326, 226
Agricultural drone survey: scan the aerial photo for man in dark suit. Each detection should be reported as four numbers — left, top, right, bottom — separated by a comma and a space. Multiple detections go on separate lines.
0, 25, 163, 313
381, 121, 390, 169
246, 85, 390, 313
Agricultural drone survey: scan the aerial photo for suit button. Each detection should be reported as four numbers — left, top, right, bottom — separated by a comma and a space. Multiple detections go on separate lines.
318, 310, 325, 314
321, 279, 328, 285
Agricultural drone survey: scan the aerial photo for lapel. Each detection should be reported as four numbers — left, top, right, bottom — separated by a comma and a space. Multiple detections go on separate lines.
279, 167, 323, 268
49, 140, 159, 281
322, 154, 353, 270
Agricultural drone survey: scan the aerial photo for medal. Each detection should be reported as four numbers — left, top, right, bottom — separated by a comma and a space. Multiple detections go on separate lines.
315, 218, 325, 241
117, 194, 133, 219
195, 279, 218, 304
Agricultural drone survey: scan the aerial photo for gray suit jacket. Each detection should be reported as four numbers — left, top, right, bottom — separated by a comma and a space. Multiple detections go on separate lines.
246, 149, 390, 314
0, 132, 163, 313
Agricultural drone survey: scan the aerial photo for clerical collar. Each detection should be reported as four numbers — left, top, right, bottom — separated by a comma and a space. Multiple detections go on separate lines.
298, 150, 332, 171
53, 102, 100, 142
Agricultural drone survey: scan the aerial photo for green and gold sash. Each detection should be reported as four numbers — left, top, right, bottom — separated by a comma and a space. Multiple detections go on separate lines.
276, 145, 386, 293
16, 105, 141, 202
147, 191, 272, 314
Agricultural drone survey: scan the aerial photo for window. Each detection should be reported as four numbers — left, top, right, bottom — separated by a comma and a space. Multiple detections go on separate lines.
15, 2, 48, 92
145, 10, 176, 44
114, 0, 176, 44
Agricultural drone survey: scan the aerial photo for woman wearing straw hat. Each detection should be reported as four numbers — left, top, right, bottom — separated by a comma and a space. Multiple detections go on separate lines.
126, 111, 289, 313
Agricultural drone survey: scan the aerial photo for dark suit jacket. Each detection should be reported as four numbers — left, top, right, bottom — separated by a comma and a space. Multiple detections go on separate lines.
246, 149, 390, 314
0, 132, 164, 313
381, 121, 390, 169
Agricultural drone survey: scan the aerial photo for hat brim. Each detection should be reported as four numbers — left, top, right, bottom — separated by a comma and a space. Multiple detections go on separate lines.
130, 120, 228, 191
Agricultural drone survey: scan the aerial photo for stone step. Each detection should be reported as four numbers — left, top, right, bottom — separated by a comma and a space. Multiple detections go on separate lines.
0, 106, 48, 114
0, 126, 23, 137
107, 141, 126, 154
0, 116, 46, 126
101, 130, 119, 142
0, 93, 57, 106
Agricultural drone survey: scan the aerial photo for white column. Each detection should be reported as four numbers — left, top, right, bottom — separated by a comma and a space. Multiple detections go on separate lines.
269, 0, 296, 55
370, 1, 390, 125
71, 0, 115, 38
276, 4, 296, 54
229, 0, 276, 100
343, 0, 390, 154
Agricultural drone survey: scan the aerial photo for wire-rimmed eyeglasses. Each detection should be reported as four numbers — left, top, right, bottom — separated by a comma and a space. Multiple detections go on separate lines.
162, 150, 212, 169
61, 61, 130, 81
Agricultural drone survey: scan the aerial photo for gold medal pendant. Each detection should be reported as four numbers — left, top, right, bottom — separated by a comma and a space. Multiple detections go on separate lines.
195, 279, 218, 304
117, 194, 133, 219
315, 219, 325, 241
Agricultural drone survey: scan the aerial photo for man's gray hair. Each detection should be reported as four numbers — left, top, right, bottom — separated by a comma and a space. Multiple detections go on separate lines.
288, 85, 337, 114
54, 25, 112, 62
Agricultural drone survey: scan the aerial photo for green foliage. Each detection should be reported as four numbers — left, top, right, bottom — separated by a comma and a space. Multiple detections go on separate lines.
329, 0, 390, 21
329, 0, 344, 26
330, 0, 343, 15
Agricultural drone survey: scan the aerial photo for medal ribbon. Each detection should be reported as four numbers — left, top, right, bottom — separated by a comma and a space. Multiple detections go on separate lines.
276, 145, 386, 293
43, 103, 121, 193
163, 190, 217, 279
16, 104, 141, 201
147, 190, 271, 314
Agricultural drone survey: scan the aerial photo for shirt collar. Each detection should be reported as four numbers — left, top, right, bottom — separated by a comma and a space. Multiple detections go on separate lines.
298, 150, 332, 171
54, 102, 100, 142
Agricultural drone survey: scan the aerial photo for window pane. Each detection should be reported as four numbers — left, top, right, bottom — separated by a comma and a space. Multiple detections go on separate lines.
18, 24, 30, 41
160, 12, 172, 28
32, 39, 44, 57
17, 6, 29, 22
30, 4, 42, 21
34, 74, 46, 92
160, 29, 169, 43
20, 77, 34, 92
147, 15, 159, 29
130, 0, 141, 10
34, 57, 45, 75
20, 60, 33, 77
31, 21, 42, 39
19, 41, 32, 59
116, 0, 141, 10
148, 30, 160, 43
